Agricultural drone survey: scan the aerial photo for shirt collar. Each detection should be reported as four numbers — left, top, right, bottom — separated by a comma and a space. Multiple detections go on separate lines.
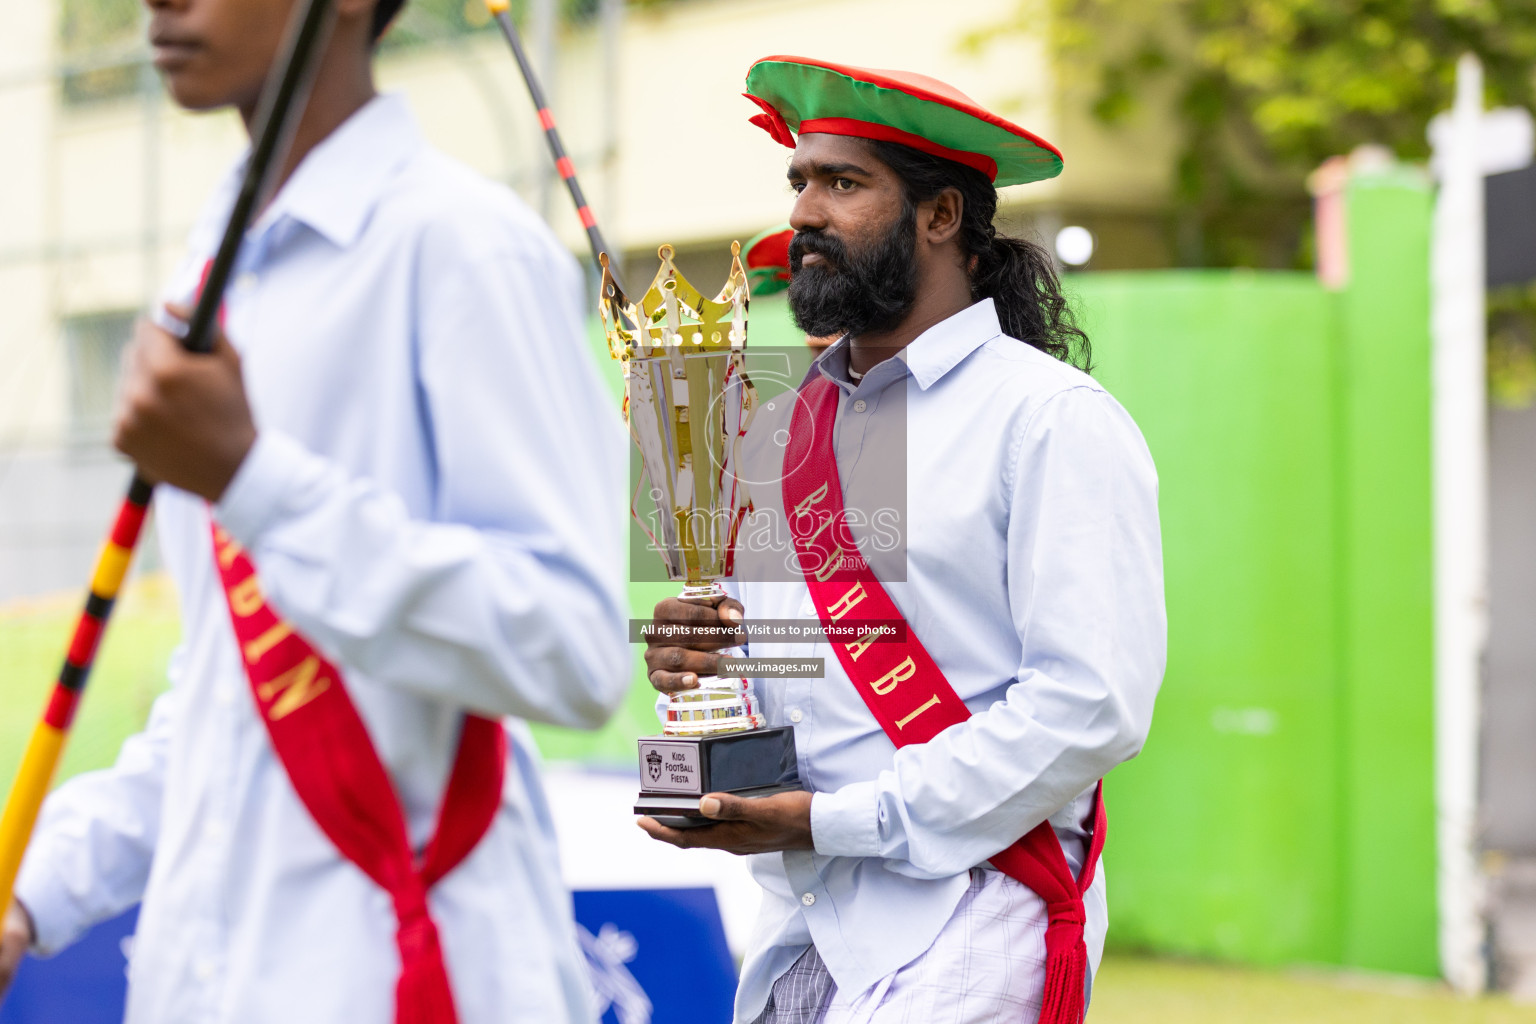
898, 298, 1003, 389
807, 336, 855, 390
808, 299, 1002, 394
252, 93, 424, 250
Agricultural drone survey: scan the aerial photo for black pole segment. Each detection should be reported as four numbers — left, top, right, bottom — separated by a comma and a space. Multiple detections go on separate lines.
491, 8, 625, 297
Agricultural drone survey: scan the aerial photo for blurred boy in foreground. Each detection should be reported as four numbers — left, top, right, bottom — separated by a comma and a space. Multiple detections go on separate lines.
0, 0, 626, 1020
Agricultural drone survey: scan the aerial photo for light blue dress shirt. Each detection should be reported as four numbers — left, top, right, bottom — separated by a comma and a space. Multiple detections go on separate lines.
15, 95, 628, 1024
725, 299, 1166, 1021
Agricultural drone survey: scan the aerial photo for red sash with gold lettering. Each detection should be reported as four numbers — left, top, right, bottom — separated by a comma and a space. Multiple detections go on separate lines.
782, 376, 1105, 1024
211, 521, 505, 1024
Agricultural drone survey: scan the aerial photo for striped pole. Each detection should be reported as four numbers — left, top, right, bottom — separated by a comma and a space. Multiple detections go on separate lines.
0, 477, 152, 904
486, 0, 623, 291
0, 0, 337, 915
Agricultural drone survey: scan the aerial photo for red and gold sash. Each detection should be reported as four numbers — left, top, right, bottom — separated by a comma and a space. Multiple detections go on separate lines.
782, 376, 1105, 1024
193, 258, 503, 1021
211, 522, 505, 1024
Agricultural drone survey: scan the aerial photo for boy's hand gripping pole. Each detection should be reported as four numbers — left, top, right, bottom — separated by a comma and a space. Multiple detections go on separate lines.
0, 0, 337, 917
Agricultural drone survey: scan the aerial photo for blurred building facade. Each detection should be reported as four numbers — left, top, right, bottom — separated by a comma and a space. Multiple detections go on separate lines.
0, 0, 1178, 600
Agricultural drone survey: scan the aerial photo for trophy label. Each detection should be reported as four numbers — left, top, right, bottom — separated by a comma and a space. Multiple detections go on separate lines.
638, 740, 704, 794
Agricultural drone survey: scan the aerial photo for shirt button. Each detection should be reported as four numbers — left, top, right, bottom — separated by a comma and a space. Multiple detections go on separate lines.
194, 959, 215, 981
801, 892, 817, 906
235, 272, 257, 292
852, 399, 867, 413
788, 708, 804, 724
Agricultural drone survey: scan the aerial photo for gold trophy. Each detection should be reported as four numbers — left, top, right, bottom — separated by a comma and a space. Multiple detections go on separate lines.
600, 244, 801, 826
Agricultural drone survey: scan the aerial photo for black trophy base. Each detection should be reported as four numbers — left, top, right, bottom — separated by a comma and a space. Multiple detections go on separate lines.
634, 725, 801, 829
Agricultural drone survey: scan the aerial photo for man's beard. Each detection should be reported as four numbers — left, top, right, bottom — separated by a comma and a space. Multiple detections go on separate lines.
787, 208, 918, 340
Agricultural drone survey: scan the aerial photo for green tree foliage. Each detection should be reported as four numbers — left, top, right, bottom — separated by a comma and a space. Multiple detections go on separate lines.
57, 0, 615, 59
1490, 281, 1536, 407
382, 0, 606, 50
60, 0, 138, 54
994, 0, 1536, 267
59, 0, 142, 103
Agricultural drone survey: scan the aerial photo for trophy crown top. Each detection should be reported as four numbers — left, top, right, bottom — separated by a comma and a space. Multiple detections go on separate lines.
596, 241, 757, 592
599, 241, 750, 362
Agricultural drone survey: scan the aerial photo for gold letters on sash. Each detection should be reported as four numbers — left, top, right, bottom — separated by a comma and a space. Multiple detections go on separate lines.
214, 529, 328, 722
844, 629, 880, 662
791, 482, 830, 518
244, 622, 293, 664
813, 547, 848, 582
826, 582, 867, 621
871, 656, 916, 696
791, 454, 941, 727
895, 695, 942, 730
259, 655, 331, 721
215, 530, 241, 570
230, 575, 264, 618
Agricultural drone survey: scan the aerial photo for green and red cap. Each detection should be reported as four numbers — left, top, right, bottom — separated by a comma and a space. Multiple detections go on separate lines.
743, 55, 1062, 187
743, 223, 794, 296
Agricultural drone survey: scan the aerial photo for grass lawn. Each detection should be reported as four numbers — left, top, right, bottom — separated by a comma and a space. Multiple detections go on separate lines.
1092, 955, 1536, 1022
0, 575, 180, 789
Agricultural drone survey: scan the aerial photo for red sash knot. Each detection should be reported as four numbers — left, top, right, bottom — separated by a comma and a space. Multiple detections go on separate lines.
782, 376, 1105, 1024
393, 882, 455, 1023
210, 518, 505, 1024
991, 781, 1106, 1024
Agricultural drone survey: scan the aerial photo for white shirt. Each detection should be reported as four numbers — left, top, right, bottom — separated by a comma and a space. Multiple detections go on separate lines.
16, 95, 629, 1024
725, 299, 1166, 1021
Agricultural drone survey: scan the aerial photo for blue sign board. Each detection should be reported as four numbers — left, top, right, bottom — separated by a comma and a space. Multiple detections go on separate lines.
574, 888, 736, 1024
0, 889, 735, 1024
0, 906, 137, 1024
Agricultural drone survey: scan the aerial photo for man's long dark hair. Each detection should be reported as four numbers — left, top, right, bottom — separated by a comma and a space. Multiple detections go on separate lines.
867, 140, 1092, 372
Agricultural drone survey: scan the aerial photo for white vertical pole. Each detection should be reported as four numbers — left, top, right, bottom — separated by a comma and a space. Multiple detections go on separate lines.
1430, 52, 1489, 995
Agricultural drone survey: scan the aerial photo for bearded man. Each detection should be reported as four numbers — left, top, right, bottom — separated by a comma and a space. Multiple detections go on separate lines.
640, 57, 1167, 1024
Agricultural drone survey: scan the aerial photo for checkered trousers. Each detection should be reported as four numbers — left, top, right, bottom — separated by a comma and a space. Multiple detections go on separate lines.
752, 867, 1082, 1024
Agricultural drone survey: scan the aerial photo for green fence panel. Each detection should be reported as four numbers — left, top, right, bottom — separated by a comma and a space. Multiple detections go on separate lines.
1070, 272, 1346, 965
1335, 171, 1437, 976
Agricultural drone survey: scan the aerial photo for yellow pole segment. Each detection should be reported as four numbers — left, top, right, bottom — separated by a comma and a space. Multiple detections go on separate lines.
0, 722, 68, 911
89, 541, 133, 599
